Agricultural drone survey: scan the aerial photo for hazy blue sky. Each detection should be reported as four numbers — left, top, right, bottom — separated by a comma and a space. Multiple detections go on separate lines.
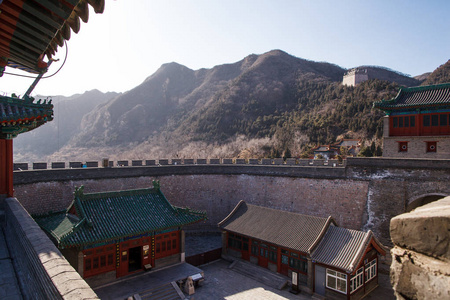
1, 0, 449, 96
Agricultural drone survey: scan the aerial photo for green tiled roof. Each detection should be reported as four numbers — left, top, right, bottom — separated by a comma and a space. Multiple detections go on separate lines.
34, 185, 207, 248
373, 83, 450, 112
0, 95, 53, 138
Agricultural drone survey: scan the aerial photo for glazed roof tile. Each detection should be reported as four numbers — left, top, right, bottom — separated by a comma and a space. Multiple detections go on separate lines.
311, 226, 386, 273
374, 83, 450, 112
218, 201, 335, 254
0, 0, 105, 74
34, 185, 207, 248
0, 95, 53, 138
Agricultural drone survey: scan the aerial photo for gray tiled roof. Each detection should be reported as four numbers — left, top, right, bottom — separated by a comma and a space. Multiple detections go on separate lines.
311, 226, 385, 272
374, 83, 450, 111
218, 201, 335, 253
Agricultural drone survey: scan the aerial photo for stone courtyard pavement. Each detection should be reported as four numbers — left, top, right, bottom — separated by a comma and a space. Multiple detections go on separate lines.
188, 259, 395, 300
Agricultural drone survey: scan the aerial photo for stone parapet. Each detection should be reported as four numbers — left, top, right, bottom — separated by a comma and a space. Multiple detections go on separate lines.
390, 197, 450, 299
4, 197, 99, 299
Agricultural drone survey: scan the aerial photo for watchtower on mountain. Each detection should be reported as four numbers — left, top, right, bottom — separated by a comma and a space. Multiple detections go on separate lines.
342, 68, 368, 87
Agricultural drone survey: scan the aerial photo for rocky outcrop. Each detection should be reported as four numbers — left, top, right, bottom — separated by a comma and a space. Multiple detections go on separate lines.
390, 196, 450, 299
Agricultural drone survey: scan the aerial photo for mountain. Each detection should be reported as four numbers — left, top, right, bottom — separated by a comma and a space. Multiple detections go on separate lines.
14, 50, 447, 161
14, 90, 120, 161
421, 60, 450, 85
62, 50, 346, 151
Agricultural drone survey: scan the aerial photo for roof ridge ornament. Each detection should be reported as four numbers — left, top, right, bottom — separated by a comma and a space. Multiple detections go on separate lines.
152, 180, 161, 191
74, 185, 85, 199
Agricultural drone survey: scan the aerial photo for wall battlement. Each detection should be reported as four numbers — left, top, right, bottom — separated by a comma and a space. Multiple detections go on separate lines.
12, 157, 450, 247
14, 157, 345, 171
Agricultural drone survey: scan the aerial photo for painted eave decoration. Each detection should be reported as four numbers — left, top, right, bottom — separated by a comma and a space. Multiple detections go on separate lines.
373, 83, 450, 113
0, 0, 105, 75
0, 94, 53, 138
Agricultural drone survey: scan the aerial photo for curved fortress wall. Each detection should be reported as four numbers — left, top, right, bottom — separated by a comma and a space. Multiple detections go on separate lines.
13, 158, 450, 246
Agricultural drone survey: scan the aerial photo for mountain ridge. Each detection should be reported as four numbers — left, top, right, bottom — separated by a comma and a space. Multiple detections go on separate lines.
13, 50, 447, 161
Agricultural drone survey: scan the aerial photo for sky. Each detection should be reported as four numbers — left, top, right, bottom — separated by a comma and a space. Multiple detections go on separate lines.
1, 0, 449, 97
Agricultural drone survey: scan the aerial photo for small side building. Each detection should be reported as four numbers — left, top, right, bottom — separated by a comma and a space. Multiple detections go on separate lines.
311, 226, 386, 299
34, 182, 207, 282
373, 83, 450, 158
218, 201, 386, 299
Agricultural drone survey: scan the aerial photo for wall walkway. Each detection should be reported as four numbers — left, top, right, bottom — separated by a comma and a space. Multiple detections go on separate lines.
4, 197, 99, 299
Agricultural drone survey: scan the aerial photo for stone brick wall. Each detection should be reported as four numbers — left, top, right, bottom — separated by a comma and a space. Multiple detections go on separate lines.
14, 175, 369, 232
12, 158, 450, 246
4, 197, 99, 300
382, 136, 450, 159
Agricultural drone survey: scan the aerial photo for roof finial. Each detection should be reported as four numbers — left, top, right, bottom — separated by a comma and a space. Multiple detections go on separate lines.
74, 185, 85, 198
152, 180, 161, 191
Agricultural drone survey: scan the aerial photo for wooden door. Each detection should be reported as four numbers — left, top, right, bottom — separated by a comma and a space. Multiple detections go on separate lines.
280, 253, 289, 276
258, 245, 269, 268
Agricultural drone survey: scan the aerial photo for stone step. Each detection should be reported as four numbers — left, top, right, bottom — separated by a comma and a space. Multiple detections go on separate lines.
228, 259, 288, 290
0, 210, 5, 224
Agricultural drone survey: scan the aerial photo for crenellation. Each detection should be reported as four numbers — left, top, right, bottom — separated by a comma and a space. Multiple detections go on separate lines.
11, 158, 450, 247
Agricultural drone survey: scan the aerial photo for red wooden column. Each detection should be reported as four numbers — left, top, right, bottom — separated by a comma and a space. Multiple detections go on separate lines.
0, 139, 14, 197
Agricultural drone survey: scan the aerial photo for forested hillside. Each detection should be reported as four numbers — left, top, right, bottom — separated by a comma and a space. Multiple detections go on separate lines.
422, 60, 450, 85
14, 50, 447, 162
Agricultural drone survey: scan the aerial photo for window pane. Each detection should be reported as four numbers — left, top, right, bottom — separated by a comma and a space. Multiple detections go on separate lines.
440, 114, 448, 126
404, 116, 409, 127
328, 276, 336, 289
85, 258, 92, 271
338, 278, 347, 292
172, 239, 177, 249
108, 254, 114, 265
423, 115, 430, 126
410, 116, 415, 127
393, 117, 398, 128
399, 117, 403, 128
93, 257, 99, 268
431, 115, 439, 126
100, 255, 106, 267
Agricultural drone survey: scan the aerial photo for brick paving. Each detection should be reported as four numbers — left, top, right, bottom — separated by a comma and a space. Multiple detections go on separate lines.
190, 259, 395, 300
0, 226, 22, 300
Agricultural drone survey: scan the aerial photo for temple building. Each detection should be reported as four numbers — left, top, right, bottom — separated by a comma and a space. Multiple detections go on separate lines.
312, 139, 361, 159
34, 182, 207, 281
0, 95, 53, 197
0, 0, 105, 199
219, 201, 386, 299
373, 83, 450, 158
